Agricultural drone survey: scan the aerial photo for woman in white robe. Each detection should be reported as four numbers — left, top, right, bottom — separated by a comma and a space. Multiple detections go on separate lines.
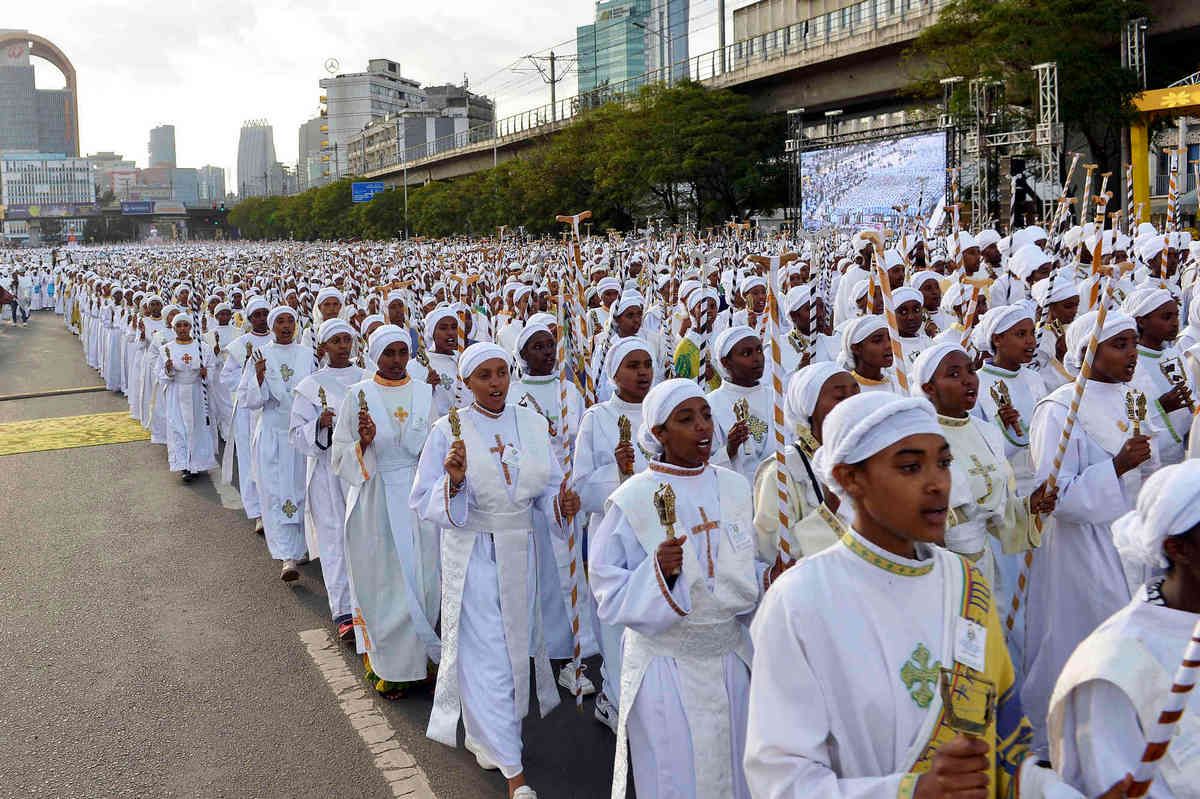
510, 322, 593, 691
158, 313, 218, 479
706, 326, 775, 487
290, 319, 366, 640
752, 362, 859, 564
237, 305, 314, 581
332, 324, 442, 696
1050, 460, 1200, 798
410, 342, 577, 799
571, 337, 656, 729
592, 378, 774, 799
219, 299, 272, 530
1025, 309, 1162, 758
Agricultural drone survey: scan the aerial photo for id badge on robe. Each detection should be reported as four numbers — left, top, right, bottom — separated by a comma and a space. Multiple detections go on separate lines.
501, 444, 520, 467
954, 617, 987, 673
727, 522, 752, 553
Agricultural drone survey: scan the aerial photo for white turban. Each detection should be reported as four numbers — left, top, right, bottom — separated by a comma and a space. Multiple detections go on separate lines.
1030, 271, 1079, 306
513, 322, 553, 373
316, 287, 343, 306
1064, 310, 1136, 373
1113, 460, 1200, 570
711, 325, 759, 382
912, 342, 969, 399
361, 313, 385, 334
213, 301, 233, 315
459, 341, 510, 380
891, 286, 923, 308
687, 286, 719, 311
1011, 245, 1052, 281
637, 378, 706, 457
974, 229, 1002, 251
839, 315, 888, 369
527, 311, 556, 329
812, 392, 941, 489
365, 324, 410, 365
784, 284, 812, 315
172, 312, 194, 328
613, 291, 644, 316
317, 318, 354, 344
423, 306, 459, 346
784, 361, 848, 436
1122, 287, 1174, 319
245, 296, 269, 316
909, 270, 941, 290
604, 336, 654, 381
975, 304, 1033, 356
740, 275, 766, 294
267, 305, 296, 328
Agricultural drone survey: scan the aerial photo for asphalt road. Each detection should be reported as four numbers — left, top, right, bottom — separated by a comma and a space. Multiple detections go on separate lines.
0, 310, 620, 799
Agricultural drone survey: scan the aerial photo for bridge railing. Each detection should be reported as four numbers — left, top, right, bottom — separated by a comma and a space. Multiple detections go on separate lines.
368, 0, 949, 176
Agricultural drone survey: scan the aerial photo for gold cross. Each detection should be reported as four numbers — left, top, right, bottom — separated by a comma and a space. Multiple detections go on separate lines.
352, 608, 371, 650
393, 405, 409, 425
900, 643, 942, 708
968, 455, 996, 503
490, 435, 512, 485
746, 414, 768, 444
692, 507, 720, 578
282, 499, 298, 518
280, 363, 294, 382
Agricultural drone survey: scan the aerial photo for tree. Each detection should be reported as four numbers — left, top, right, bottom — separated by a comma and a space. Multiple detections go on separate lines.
905, 0, 1150, 175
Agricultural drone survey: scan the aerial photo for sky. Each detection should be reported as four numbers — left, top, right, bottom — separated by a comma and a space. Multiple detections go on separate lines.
9, 0, 744, 187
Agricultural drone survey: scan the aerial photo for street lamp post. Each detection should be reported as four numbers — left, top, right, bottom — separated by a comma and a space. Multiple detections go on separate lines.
633, 20, 673, 85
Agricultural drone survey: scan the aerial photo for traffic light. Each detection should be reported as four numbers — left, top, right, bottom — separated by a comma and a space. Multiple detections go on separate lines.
219, 203, 226, 212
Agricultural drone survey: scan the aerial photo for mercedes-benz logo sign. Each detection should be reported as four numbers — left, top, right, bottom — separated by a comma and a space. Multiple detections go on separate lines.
324, 58, 340, 75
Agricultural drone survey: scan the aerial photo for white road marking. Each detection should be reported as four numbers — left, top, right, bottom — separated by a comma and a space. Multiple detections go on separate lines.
299, 628, 438, 798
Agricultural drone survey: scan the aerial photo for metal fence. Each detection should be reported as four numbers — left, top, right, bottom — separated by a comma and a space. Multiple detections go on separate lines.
366, 0, 951, 174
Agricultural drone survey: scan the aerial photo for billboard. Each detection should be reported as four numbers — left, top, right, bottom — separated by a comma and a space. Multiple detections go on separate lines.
121, 201, 154, 215
5, 203, 100, 219
352, 181, 385, 203
801, 131, 945, 228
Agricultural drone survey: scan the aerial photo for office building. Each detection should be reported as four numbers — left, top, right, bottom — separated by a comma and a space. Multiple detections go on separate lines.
198, 165, 226, 203
0, 31, 79, 156
237, 119, 278, 197
576, 0, 651, 95
297, 115, 327, 190
319, 59, 427, 179
148, 124, 176, 168
87, 151, 137, 200
645, 0, 690, 81
346, 83, 496, 175
0, 152, 94, 239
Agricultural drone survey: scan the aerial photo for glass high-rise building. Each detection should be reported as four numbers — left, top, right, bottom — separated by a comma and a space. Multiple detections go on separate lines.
148, 124, 176, 168
237, 120, 278, 197
576, 0, 651, 95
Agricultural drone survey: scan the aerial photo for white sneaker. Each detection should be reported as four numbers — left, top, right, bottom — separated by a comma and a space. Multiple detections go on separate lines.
593, 690, 618, 734
512, 787, 537, 798
557, 663, 596, 696
280, 559, 299, 582
464, 736, 498, 771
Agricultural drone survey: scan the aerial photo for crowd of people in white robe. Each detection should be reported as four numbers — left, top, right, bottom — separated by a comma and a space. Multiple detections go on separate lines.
16, 212, 1200, 799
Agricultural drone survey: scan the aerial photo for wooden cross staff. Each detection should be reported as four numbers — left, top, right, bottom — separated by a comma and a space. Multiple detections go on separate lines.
748, 252, 801, 562
556, 211, 592, 242
958, 274, 994, 349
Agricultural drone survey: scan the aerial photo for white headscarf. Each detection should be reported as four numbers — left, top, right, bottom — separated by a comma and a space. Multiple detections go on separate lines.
1064, 310, 1136, 373
423, 306, 459, 347
839, 315, 888, 369
604, 336, 654, 382
267, 305, 296, 329
458, 341, 510, 380
637, 378, 706, 457
975, 304, 1033, 356
367, 323, 410, 365
909, 343, 968, 395
317, 318, 354, 344
812, 392, 941, 491
1112, 460, 1200, 570
1121, 287, 1174, 319
513, 322, 553, 373
784, 362, 848, 436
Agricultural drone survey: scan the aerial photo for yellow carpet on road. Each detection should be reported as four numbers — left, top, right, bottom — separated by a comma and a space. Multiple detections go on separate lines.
0, 411, 150, 456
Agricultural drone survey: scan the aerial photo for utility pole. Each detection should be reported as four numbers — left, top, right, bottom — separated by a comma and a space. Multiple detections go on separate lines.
523, 51, 575, 124
718, 0, 726, 74
550, 52, 556, 121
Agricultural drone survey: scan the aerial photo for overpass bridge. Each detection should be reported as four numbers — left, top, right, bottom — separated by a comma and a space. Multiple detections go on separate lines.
360, 0, 1200, 190
361, 0, 953, 188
